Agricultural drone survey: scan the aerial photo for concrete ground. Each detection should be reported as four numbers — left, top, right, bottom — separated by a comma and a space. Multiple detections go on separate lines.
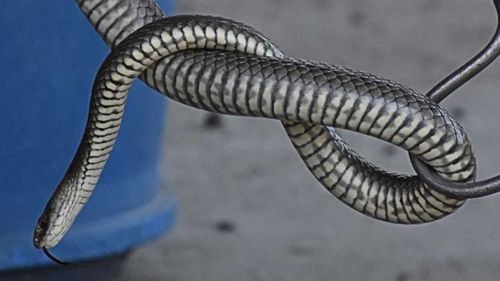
4, 0, 500, 280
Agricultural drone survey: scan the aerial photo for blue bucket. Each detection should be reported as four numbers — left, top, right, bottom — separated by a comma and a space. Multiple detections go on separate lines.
0, 0, 176, 270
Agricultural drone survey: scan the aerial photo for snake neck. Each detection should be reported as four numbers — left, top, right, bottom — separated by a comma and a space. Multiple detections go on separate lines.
76, 0, 166, 48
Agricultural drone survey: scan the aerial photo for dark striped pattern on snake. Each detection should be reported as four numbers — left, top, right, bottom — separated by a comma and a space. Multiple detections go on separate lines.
34, 0, 476, 250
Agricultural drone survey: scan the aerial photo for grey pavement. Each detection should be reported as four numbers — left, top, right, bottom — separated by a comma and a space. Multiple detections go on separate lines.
5, 0, 500, 280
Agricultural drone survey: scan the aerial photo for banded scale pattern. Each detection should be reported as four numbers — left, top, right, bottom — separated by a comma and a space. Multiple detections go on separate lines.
144, 50, 472, 223
34, 0, 476, 250
285, 124, 462, 223
76, 0, 166, 48
148, 52, 474, 179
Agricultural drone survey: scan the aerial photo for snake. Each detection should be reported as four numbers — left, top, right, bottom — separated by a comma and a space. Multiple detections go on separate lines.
35, 0, 498, 261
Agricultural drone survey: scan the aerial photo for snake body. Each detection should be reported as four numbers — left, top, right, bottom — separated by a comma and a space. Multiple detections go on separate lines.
34, 0, 476, 250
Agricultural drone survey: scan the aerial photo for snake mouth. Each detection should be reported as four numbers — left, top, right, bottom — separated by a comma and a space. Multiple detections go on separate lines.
33, 237, 42, 249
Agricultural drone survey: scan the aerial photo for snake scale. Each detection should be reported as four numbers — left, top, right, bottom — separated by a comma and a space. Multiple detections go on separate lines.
34, 0, 479, 255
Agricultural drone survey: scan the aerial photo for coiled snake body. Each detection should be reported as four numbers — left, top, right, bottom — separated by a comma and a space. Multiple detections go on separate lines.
34, 0, 479, 254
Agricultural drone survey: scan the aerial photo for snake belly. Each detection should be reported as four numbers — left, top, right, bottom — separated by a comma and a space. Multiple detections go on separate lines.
34, 0, 476, 249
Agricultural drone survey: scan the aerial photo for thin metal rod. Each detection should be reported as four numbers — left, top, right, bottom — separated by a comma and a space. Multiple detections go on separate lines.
427, 0, 500, 102
411, 156, 500, 198
410, 0, 500, 198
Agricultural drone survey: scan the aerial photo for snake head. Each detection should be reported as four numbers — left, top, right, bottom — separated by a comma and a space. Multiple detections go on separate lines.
33, 209, 66, 249
33, 202, 68, 249
34, 213, 71, 265
33, 176, 82, 249
33, 214, 49, 248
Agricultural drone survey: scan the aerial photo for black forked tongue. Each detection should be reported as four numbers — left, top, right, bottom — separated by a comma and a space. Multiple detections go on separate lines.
42, 247, 70, 266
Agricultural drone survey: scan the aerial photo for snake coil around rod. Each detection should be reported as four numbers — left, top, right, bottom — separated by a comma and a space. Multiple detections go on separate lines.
35, 0, 481, 258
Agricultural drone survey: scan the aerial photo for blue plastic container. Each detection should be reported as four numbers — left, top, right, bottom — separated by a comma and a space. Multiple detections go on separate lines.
0, 0, 176, 270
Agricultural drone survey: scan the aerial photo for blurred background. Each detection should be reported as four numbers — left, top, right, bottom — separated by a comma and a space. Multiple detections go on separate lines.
2, 0, 500, 280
